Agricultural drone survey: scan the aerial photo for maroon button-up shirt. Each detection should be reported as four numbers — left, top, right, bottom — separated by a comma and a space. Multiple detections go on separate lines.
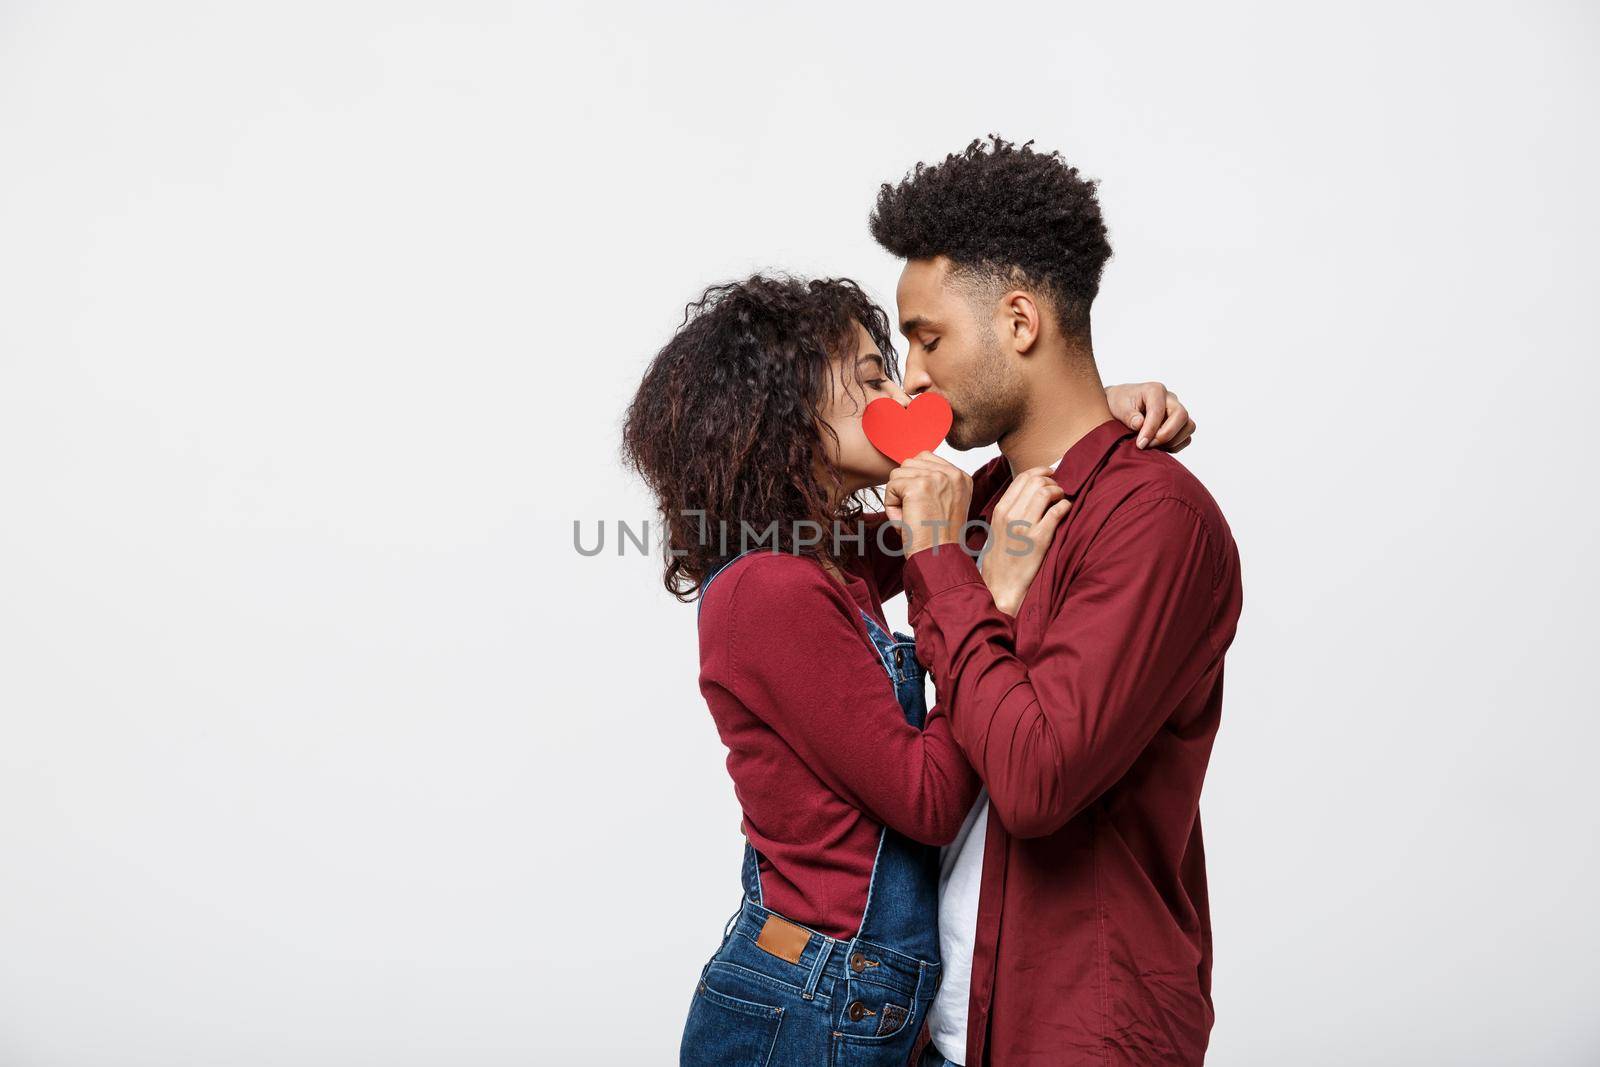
901, 419, 1243, 1066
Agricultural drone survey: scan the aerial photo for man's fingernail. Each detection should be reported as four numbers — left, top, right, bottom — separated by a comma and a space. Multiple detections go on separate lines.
1130, 414, 1143, 427
1137, 437, 1149, 448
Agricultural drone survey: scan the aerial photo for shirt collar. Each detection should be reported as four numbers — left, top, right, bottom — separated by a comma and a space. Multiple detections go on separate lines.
1052, 417, 1135, 498
974, 418, 1133, 524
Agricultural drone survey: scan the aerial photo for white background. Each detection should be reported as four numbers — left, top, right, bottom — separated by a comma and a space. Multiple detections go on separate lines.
3, 2, 1597, 1064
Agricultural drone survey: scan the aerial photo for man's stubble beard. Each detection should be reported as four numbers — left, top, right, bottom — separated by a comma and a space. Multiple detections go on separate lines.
945, 328, 1024, 452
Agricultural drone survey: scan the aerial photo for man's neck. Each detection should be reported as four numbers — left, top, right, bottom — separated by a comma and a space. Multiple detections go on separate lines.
999, 362, 1113, 476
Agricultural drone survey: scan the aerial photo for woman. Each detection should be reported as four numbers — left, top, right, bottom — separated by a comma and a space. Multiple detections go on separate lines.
622, 275, 1190, 1066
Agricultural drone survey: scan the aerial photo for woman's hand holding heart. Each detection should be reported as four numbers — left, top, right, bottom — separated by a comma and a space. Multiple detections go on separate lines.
884, 452, 972, 558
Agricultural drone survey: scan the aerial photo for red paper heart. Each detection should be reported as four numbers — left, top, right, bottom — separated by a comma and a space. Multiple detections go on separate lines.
861, 393, 953, 463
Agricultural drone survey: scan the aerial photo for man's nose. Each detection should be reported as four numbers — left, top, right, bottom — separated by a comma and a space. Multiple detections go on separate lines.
902, 352, 933, 397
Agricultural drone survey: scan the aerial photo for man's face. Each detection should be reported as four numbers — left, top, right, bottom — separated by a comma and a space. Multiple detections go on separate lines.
895, 256, 1025, 451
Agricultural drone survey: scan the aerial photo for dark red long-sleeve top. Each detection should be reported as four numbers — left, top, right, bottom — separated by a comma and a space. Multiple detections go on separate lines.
905, 419, 1243, 1066
696, 548, 981, 939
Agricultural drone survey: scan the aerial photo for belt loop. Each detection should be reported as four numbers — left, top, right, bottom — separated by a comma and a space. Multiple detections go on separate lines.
917, 960, 939, 1001
801, 936, 835, 1000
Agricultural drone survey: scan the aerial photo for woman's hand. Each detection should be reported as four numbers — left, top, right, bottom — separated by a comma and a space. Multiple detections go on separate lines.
1105, 382, 1195, 452
885, 452, 973, 557
979, 466, 1070, 616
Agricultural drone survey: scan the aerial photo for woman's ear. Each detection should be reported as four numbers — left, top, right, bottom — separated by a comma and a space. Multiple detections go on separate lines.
1001, 290, 1042, 355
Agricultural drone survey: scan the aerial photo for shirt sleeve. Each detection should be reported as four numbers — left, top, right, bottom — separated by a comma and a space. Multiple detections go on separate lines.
705, 555, 981, 846
847, 511, 907, 600
902, 496, 1225, 839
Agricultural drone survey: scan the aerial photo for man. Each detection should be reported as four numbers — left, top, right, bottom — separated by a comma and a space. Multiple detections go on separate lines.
875, 137, 1243, 1065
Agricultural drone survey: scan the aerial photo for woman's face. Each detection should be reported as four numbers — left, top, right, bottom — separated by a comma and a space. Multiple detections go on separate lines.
819, 321, 911, 495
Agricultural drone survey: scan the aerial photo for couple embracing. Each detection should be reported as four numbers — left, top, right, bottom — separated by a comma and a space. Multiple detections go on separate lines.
623, 136, 1242, 1067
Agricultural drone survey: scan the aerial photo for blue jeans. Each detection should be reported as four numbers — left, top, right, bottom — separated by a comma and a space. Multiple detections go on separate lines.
680, 897, 941, 1066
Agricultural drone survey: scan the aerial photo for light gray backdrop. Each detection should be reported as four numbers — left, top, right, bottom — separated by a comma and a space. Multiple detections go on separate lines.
2, 1, 1597, 1064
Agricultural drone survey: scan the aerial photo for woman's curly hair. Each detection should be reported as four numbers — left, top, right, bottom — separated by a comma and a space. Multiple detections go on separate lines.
869, 135, 1112, 337
621, 274, 898, 601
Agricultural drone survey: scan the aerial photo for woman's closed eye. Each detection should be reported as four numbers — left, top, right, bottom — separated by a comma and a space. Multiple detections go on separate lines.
855, 352, 893, 395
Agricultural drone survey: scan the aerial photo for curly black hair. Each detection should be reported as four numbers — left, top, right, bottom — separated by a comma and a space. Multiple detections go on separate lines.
869, 135, 1112, 337
621, 275, 898, 601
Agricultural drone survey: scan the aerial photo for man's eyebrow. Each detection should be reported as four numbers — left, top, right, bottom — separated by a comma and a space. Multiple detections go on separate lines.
899, 315, 931, 336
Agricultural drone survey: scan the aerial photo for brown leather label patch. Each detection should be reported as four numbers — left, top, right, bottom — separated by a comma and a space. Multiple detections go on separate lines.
755, 914, 810, 964
877, 1002, 909, 1036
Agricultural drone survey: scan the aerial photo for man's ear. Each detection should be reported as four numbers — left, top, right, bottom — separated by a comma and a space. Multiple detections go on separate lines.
999, 290, 1042, 355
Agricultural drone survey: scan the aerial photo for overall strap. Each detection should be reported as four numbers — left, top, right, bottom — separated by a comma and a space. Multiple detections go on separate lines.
694, 547, 769, 620
849, 603, 941, 965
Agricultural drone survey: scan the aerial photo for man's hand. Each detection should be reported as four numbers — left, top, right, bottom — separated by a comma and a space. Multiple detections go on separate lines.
884, 452, 973, 558
1105, 382, 1195, 452
980, 466, 1070, 615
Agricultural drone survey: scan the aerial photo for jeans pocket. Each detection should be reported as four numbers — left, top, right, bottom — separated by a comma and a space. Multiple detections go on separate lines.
827, 977, 920, 1066
680, 966, 785, 1067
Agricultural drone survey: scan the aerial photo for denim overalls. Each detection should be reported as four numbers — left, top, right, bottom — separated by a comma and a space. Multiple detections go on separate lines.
680, 549, 943, 1067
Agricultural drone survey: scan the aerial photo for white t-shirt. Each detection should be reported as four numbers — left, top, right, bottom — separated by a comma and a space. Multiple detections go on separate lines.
927, 790, 989, 1064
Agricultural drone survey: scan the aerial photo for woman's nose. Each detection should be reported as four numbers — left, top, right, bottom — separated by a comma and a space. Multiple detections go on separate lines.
885, 379, 912, 405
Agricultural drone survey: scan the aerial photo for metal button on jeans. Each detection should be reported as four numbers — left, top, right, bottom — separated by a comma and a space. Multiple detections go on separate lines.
894, 648, 905, 669
848, 1000, 867, 1022
850, 952, 866, 973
